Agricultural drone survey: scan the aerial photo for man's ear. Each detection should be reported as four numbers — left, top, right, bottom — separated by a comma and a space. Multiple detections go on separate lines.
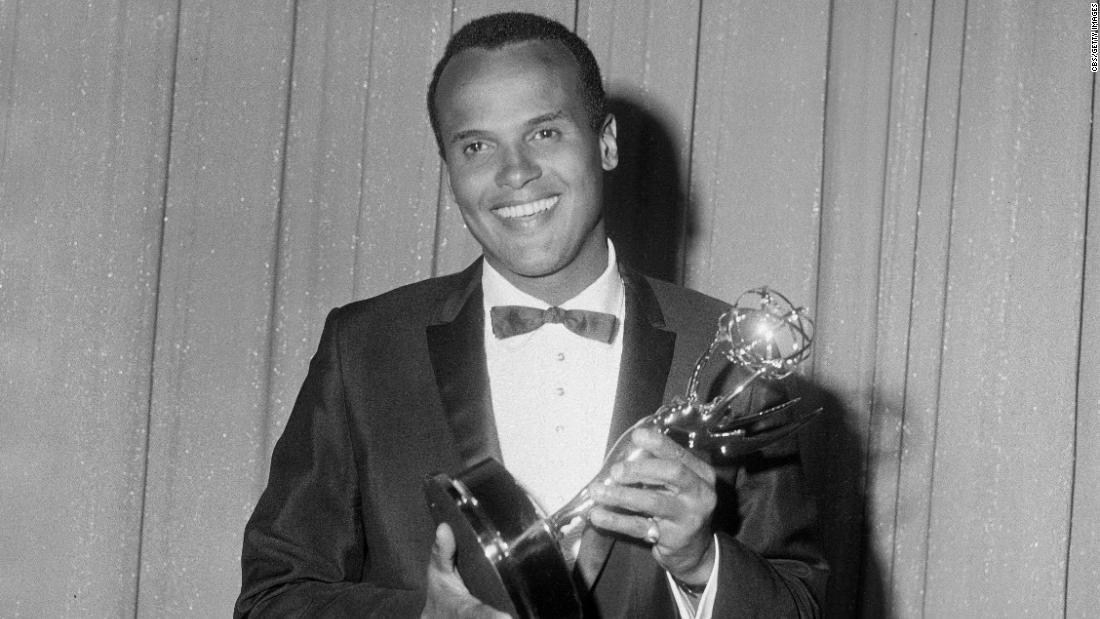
600, 114, 619, 171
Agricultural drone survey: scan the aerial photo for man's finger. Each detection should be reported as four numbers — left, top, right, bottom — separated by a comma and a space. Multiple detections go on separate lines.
588, 506, 655, 541
591, 481, 677, 518
429, 522, 457, 573
630, 428, 715, 482
611, 457, 693, 489
423, 522, 511, 619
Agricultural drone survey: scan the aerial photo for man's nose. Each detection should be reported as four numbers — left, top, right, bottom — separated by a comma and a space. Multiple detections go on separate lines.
495, 145, 541, 188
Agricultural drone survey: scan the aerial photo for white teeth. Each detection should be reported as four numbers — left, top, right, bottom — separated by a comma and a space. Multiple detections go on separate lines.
495, 196, 558, 219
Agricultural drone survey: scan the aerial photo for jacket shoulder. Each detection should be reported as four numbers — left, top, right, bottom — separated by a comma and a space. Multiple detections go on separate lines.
644, 276, 730, 331
329, 269, 474, 332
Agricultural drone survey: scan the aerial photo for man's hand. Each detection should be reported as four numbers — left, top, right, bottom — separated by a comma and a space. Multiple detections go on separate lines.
421, 523, 510, 619
588, 427, 717, 586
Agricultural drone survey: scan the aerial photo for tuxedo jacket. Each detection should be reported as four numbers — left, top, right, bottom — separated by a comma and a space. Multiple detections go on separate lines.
235, 260, 828, 618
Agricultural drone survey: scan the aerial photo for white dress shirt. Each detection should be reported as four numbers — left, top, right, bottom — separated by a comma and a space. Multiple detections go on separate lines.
482, 242, 625, 516
481, 241, 717, 618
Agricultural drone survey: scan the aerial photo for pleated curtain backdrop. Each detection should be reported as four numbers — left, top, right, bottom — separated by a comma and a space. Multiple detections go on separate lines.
1, 1, 1096, 617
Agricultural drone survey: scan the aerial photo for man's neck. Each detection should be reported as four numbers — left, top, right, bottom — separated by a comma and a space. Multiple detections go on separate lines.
502, 269, 602, 307
490, 238, 611, 307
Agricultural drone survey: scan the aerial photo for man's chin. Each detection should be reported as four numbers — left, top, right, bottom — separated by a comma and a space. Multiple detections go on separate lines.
493, 261, 565, 281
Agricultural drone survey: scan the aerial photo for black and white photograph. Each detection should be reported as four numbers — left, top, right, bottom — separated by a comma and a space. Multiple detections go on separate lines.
1, 2, 1096, 617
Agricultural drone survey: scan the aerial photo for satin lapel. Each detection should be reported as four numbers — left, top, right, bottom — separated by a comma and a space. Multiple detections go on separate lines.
575, 266, 677, 591
606, 270, 677, 448
426, 261, 503, 470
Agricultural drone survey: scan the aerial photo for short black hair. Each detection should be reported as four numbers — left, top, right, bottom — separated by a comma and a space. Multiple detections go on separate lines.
426, 12, 606, 156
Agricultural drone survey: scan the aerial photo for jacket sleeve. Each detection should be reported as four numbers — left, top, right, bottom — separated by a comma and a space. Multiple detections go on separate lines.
709, 381, 829, 618
235, 309, 426, 618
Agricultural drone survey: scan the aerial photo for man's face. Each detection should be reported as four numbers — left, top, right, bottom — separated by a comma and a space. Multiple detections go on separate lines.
433, 40, 618, 300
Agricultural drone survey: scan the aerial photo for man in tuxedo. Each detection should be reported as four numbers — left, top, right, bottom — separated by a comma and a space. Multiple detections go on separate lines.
236, 12, 826, 618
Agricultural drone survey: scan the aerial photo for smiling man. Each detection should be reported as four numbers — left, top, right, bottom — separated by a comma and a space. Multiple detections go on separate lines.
237, 12, 826, 619
432, 34, 616, 307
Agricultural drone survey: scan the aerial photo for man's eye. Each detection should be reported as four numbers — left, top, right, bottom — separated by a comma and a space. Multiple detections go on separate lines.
533, 128, 559, 140
463, 141, 489, 155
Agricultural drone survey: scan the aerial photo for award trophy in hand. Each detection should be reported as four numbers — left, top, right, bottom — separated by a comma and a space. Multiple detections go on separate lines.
424, 288, 820, 618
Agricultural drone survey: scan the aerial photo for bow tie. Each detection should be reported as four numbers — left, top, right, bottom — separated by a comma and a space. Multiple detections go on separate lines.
490, 305, 619, 343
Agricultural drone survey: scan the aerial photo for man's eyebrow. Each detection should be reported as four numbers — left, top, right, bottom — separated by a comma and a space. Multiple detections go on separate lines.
526, 110, 566, 127
448, 129, 486, 146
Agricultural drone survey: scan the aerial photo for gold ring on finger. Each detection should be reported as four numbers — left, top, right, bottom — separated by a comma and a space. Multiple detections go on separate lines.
644, 517, 660, 545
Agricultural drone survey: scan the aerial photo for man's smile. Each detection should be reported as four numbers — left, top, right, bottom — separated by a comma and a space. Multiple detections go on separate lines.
492, 195, 559, 220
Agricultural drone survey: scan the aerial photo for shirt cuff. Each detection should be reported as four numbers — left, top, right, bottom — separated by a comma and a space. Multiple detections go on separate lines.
664, 534, 720, 619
